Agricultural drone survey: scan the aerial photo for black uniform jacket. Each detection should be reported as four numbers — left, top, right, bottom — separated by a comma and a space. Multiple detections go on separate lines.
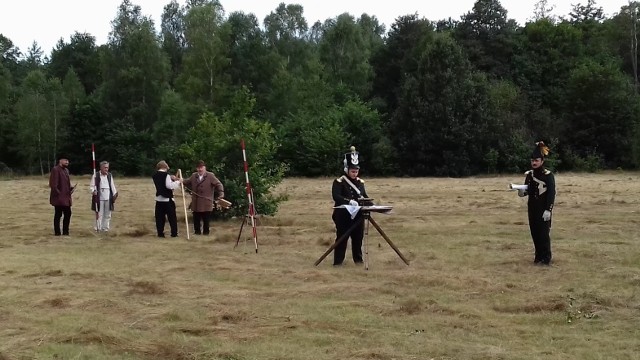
524, 168, 556, 211
332, 175, 373, 207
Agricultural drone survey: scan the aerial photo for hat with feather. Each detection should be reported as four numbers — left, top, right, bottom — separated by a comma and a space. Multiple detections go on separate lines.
531, 141, 550, 159
342, 146, 360, 174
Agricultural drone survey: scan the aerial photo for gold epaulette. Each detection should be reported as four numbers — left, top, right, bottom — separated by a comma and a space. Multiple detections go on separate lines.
524, 170, 533, 175
544, 169, 551, 175
357, 177, 364, 183
336, 177, 343, 182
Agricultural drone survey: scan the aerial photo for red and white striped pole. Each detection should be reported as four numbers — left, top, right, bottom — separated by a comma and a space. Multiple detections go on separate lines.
91, 143, 96, 175
241, 139, 258, 253
91, 143, 99, 231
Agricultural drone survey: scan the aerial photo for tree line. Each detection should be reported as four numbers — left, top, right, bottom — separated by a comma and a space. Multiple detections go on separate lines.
1, 0, 639, 182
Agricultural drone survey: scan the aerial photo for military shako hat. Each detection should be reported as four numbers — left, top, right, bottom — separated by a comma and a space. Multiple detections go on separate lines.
531, 141, 550, 159
343, 146, 360, 173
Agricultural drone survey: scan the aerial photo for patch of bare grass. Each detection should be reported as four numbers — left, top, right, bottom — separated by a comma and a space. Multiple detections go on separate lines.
123, 226, 151, 237
41, 296, 70, 308
493, 299, 566, 314
57, 328, 120, 346
23, 268, 64, 278
218, 310, 250, 323
126, 280, 166, 295
44, 269, 64, 276
206, 231, 238, 244
397, 297, 423, 315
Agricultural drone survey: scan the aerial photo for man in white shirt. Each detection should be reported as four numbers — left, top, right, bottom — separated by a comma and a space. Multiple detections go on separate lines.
152, 160, 182, 238
90, 161, 118, 232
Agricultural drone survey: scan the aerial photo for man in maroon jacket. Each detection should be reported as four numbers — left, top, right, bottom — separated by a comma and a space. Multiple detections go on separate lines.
49, 155, 74, 236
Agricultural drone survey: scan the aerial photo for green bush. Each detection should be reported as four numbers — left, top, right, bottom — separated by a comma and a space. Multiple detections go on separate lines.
562, 149, 602, 172
175, 88, 287, 218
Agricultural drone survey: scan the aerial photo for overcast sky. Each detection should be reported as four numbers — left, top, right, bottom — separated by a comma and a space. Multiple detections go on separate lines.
0, 0, 631, 56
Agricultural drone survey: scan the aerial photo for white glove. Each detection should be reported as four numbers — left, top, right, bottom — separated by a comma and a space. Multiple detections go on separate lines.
542, 210, 552, 222
517, 189, 526, 197
349, 200, 359, 206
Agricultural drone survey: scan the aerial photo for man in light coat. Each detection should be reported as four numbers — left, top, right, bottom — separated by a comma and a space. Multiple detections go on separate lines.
182, 160, 224, 235
90, 161, 118, 232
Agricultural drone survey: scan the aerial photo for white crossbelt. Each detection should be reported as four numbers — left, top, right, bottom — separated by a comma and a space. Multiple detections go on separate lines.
340, 175, 361, 196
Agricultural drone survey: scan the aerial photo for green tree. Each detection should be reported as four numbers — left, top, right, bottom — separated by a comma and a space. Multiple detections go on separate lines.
485, 80, 531, 173
62, 68, 86, 105
603, 2, 639, 91
46, 77, 70, 167
390, 34, 491, 176
160, 0, 186, 86
153, 89, 191, 160
13, 70, 55, 174
328, 99, 392, 175
103, 119, 155, 175
454, 0, 518, 79
268, 64, 337, 174
262, 3, 318, 98
263, 2, 309, 63
512, 20, 584, 115
176, 88, 286, 217
179, 0, 228, 109
561, 59, 640, 168
0, 34, 23, 80
23, 42, 44, 71
60, 95, 107, 174
48, 32, 102, 93
370, 14, 434, 117
318, 13, 373, 99
101, 0, 169, 131
222, 10, 279, 114
568, 0, 609, 57
293, 112, 347, 176
531, 0, 557, 23
0, 61, 17, 170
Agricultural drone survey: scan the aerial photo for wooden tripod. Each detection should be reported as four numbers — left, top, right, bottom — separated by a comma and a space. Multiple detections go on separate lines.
315, 208, 410, 268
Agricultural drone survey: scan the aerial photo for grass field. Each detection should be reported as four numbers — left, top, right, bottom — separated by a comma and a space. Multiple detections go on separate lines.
1, 172, 639, 360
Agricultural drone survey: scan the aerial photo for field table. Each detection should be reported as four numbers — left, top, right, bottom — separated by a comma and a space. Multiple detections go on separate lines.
315, 205, 410, 269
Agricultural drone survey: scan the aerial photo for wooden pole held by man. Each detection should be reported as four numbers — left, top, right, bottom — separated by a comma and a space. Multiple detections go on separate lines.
177, 169, 190, 240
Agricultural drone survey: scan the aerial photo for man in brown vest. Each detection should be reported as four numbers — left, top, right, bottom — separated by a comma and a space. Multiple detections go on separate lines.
183, 160, 224, 235
152, 160, 182, 238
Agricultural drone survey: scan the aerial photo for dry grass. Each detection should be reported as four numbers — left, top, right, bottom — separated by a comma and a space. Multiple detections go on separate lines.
0, 172, 639, 359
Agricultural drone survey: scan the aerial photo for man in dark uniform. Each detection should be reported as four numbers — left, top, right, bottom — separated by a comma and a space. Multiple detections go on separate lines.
331, 146, 373, 266
518, 141, 556, 265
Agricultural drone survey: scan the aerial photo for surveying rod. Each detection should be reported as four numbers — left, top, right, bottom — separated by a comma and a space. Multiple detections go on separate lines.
241, 139, 258, 253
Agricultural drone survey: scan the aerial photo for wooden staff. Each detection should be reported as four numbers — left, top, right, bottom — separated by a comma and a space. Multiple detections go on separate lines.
177, 169, 190, 240
364, 215, 370, 270
241, 139, 258, 253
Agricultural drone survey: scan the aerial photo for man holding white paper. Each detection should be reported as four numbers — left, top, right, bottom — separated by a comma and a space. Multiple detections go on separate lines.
516, 141, 556, 265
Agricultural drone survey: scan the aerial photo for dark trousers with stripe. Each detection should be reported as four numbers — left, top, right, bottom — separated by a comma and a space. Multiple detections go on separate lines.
332, 210, 364, 265
528, 206, 551, 264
